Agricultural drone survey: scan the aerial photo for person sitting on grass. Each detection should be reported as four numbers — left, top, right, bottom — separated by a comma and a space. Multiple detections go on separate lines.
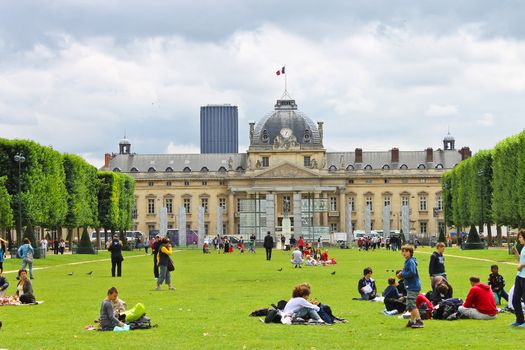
396, 245, 424, 328
357, 267, 377, 300
202, 241, 210, 254
291, 246, 304, 268
321, 250, 328, 262
99, 287, 126, 331
383, 277, 405, 316
281, 283, 324, 324
457, 276, 497, 320
416, 293, 433, 320
305, 254, 318, 266
488, 264, 508, 304
395, 270, 407, 297
0, 273, 9, 296
16, 269, 35, 304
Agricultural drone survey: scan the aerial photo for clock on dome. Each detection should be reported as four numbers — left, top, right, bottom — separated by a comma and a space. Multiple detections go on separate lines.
280, 128, 293, 139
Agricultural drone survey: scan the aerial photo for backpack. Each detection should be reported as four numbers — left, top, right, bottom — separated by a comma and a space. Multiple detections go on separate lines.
264, 309, 282, 323
250, 308, 269, 317
128, 315, 153, 330
432, 298, 463, 320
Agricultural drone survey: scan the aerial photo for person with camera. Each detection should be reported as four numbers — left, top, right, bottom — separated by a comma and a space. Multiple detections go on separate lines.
156, 237, 175, 291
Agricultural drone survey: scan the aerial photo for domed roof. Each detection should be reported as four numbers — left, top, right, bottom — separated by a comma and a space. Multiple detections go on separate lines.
251, 99, 322, 147
443, 132, 455, 141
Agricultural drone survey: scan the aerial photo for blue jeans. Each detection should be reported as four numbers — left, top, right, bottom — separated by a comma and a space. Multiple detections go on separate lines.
295, 307, 320, 321
21, 259, 33, 278
513, 275, 525, 324
157, 265, 171, 286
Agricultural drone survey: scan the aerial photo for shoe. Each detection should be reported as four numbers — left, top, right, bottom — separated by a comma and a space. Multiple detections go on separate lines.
308, 319, 325, 324
155, 286, 161, 291
169, 287, 175, 291
411, 320, 424, 328
402, 312, 411, 319
509, 322, 523, 327
405, 320, 415, 328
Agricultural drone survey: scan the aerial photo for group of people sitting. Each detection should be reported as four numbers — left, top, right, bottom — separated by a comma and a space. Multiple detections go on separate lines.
0, 269, 36, 305
290, 246, 335, 268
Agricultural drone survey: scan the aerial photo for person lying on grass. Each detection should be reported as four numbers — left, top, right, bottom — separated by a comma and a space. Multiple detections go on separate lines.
281, 283, 324, 324
99, 287, 126, 331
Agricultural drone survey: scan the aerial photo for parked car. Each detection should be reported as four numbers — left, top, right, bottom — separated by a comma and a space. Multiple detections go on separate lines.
90, 231, 144, 245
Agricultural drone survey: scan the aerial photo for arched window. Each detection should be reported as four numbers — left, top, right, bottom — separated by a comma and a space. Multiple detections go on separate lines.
435, 164, 444, 169
218, 166, 227, 173
417, 164, 426, 169
364, 164, 373, 170
200, 167, 209, 173
165, 167, 174, 172
183, 167, 191, 173
130, 167, 139, 173
346, 164, 355, 171
236, 166, 245, 172
382, 164, 390, 170
400, 164, 408, 170
148, 167, 156, 173
328, 165, 337, 172
113, 167, 121, 172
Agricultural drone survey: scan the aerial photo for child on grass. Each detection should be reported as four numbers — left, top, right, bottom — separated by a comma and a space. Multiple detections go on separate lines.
488, 264, 508, 304
357, 267, 377, 300
281, 283, 324, 324
397, 245, 424, 328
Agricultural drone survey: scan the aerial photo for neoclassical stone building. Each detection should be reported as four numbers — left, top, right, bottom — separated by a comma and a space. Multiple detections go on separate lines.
102, 96, 470, 241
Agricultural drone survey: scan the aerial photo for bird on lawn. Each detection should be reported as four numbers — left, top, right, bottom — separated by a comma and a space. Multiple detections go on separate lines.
331, 271, 336, 275
68, 272, 74, 276
86, 271, 93, 276
277, 268, 283, 272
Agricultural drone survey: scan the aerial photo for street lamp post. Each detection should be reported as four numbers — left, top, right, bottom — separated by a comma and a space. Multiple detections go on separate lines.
478, 169, 484, 237
14, 153, 26, 245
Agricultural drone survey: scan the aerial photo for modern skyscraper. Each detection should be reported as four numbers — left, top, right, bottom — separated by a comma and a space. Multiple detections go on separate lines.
200, 104, 238, 153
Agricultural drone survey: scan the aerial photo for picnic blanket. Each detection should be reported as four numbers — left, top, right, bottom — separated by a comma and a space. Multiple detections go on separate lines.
0, 296, 43, 306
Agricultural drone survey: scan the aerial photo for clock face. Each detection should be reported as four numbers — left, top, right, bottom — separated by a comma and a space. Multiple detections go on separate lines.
280, 128, 293, 138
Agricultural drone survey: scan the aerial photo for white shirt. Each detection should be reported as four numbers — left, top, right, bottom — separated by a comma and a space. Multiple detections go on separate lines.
283, 297, 320, 316
291, 250, 303, 263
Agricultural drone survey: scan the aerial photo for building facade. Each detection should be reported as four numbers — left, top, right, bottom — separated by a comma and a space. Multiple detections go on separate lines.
104, 97, 470, 241
200, 104, 238, 154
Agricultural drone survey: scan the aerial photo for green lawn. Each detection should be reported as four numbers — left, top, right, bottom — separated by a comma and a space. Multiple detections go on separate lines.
0, 246, 522, 350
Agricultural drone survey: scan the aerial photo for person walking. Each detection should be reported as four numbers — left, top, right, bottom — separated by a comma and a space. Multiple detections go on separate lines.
152, 235, 161, 278
108, 235, 123, 277
281, 234, 286, 250
156, 237, 175, 291
263, 231, 274, 261
510, 230, 525, 327
17, 238, 35, 280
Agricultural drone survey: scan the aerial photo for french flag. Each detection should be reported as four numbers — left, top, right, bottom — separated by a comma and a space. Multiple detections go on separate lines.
276, 66, 285, 75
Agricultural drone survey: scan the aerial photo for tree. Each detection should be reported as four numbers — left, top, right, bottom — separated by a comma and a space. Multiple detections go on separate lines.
438, 227, 446, 243
76, 227, 95, 254
97, 172, 121, 243
0, 176, 14, 239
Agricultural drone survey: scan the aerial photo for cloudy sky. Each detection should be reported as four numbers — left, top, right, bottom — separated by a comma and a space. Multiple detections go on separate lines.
1, 0, 525, 167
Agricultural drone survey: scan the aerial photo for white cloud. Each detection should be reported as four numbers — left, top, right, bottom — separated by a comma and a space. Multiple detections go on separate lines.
165, 142, 199, 154
478, 113, 495, 126
0, 21, 524, 158
425, 104, 459, 117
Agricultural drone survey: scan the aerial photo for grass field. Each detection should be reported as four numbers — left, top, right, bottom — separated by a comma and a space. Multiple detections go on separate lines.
0, 246, 522, 350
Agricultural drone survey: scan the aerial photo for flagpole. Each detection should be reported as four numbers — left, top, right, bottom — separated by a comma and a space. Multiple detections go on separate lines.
284, 65, 287, 93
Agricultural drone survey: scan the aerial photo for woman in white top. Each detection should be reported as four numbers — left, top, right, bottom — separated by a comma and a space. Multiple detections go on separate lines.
281, 283, 323, 324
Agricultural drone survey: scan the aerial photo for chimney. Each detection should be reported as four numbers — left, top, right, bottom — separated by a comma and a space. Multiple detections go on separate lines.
391, 148, 399, 163
317, 121, 324, 144
426, 147, 433, 163
460, 147, 472, 160
355, 148, 363, 163
104, 153, 112, 169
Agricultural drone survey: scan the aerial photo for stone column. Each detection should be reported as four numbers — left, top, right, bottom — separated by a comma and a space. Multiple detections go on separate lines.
266, 193, 275, 240
321, 193, 328, 227
228, 191, 235, 235
293, 193, 302, 239
339, 189, 346, 233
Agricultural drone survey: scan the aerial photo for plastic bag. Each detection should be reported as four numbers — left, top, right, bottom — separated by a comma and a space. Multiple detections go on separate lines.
123, 303, 146, 322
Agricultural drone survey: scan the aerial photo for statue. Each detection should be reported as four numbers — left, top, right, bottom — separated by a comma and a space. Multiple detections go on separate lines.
340, 155, 345, 169
311, 158, 318, 169
256, 159, 261, 169
320, 156, 327, 169
228, 157, 233, 171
